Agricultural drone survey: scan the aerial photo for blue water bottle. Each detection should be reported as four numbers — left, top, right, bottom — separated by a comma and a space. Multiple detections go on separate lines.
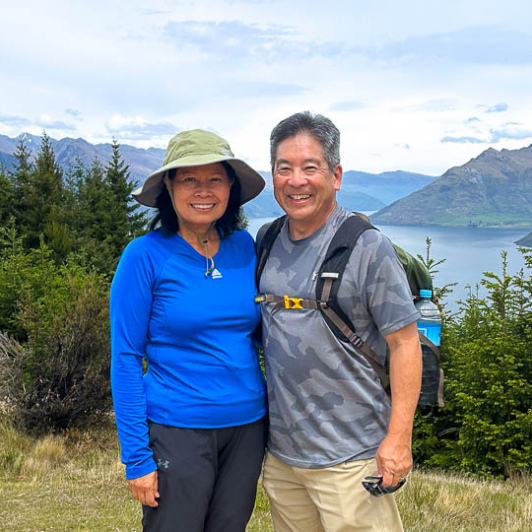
415, 289, 442, 406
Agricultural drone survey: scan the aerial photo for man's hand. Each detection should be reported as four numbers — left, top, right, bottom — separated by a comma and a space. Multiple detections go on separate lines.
375, 433, 412, 488
380, 321, 422, 488
128, 470, 160, 507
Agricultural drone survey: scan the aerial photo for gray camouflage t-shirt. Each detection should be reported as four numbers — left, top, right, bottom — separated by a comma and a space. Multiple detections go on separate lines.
259, 205, 419, 468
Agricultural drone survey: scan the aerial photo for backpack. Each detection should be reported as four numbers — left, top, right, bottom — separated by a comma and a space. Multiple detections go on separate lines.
255, 213, 444, 408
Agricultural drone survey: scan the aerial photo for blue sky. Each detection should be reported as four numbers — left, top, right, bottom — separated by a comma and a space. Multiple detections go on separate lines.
1, 0, 532, 176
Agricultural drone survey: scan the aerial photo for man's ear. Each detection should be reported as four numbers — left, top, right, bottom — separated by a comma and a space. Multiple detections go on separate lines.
333, 164, 343, 191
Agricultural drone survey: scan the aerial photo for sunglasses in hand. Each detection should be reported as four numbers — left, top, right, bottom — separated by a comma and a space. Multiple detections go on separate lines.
362, 475, 407, 497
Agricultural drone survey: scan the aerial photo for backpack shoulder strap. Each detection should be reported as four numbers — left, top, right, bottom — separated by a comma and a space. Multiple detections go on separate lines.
316, 214, 389, 386
255, 215, 287, 287
317, 213, 375, 313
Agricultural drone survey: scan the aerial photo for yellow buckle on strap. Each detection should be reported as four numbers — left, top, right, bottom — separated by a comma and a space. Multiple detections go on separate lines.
284, 295, 303, 309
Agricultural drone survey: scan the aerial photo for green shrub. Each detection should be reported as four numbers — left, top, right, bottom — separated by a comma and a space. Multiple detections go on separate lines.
16, 263, 111, 434
0, 240, 112, 434
414, 251, 532, 477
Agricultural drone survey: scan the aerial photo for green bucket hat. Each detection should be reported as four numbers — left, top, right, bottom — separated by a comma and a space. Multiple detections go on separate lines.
132, 129, 265, 207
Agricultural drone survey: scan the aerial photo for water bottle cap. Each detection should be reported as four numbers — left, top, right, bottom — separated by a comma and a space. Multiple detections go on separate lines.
419, 289, 432, 299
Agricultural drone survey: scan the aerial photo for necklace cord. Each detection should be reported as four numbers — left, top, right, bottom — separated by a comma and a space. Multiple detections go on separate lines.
203, 239, 215, 277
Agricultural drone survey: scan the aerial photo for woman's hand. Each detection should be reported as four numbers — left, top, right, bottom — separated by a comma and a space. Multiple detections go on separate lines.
128, 470, 160, 507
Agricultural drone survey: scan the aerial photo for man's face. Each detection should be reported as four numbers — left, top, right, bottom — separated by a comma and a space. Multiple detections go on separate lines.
272, 132, 342, 238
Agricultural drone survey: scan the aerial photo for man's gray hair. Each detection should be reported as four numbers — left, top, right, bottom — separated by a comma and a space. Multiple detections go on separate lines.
270, 111, 341, 173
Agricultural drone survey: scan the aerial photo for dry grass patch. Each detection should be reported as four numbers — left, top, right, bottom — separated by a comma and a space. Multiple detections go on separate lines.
398, 471, 532, 531
1, 422, 531, 531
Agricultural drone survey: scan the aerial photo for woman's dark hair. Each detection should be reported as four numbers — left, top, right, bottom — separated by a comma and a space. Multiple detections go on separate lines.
148, 162, 245, 237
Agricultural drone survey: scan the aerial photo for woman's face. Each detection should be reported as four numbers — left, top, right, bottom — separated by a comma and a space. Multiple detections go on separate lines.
169, 162, 233, 233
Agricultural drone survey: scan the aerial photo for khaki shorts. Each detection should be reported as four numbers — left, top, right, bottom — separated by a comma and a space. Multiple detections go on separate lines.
262, 452, 403, 532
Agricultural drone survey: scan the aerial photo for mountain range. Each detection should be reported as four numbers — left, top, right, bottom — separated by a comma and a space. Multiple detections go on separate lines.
371, 144, 532, 228
0, 133, 163, 188
0, 133, 435, 218
3, 133, 531, 232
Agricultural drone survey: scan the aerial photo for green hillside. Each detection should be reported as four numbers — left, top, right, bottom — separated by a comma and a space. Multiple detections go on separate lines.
372, 145, 532, 227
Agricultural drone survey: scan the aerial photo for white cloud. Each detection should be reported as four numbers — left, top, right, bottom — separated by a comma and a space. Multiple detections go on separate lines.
0, 113, 32, 127
65, 109, 83, 119
358, 26, 532, 66
441, 136, 486, 144
0, 0, 531, 175
106, 115, 179, 140
490, 125, 532, 142
484, 103, 509, 113
329, 101, 367, 112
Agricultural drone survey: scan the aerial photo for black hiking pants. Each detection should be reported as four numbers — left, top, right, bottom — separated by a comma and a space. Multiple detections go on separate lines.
142, 416, 267, 532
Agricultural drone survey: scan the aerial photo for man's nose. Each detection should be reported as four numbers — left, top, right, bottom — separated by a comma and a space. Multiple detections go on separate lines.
287, 168, 308, 187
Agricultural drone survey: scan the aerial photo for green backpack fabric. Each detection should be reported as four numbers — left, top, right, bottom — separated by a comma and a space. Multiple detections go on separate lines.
394, 244, 434, 301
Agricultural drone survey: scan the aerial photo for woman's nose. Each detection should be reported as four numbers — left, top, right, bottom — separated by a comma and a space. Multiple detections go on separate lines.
194, 182, 213, 196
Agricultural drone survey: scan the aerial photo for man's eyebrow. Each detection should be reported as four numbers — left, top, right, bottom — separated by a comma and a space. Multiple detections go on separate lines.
275, 157, 322, 166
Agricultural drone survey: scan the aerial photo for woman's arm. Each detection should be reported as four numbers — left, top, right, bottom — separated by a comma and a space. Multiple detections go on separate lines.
110, 238, 158, 481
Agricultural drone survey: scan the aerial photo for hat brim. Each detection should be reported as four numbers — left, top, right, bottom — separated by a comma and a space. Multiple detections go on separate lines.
132, 155, 265, 208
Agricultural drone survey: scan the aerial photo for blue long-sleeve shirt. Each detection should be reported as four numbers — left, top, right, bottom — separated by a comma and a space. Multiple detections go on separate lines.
110, 228, 267, 479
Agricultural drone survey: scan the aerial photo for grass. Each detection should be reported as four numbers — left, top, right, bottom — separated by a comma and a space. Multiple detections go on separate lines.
1, 420, 531, 531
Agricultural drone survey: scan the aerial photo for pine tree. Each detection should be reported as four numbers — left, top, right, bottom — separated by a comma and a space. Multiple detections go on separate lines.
0, 161, 15, 226
63, 155, 86, 224
16, 132, 65, 249
103, 140, 147, 262
10, 135, 34, 234
78, 157, 108, 240
73, 157, 117, 273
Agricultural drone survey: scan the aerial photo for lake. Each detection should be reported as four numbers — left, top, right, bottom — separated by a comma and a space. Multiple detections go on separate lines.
247, 217, 532, 314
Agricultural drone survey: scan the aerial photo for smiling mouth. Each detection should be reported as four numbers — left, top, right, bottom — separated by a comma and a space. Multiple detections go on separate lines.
191, 203, 215, 210
289, 194, 311, 201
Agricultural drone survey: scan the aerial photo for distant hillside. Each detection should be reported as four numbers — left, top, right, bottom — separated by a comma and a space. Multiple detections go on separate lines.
0, 133, 435, 219
372, 144, 532, 227
243, 170, 435, 218
516, 232, 532, 248
340, 170, 436, 206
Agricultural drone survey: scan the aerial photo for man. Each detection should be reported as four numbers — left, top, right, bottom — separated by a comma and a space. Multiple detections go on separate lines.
258, 112, 422, 531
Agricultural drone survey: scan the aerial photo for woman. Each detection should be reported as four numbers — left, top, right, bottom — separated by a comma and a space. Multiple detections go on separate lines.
110, 130, 268, 531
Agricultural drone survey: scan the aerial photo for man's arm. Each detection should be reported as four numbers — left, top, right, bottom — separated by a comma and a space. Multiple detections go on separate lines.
376, 321, 422, 487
